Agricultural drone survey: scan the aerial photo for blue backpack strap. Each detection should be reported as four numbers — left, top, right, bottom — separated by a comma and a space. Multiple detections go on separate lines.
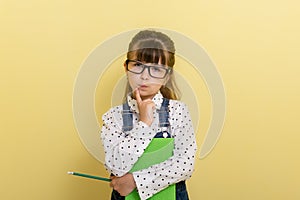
122, 102, 133, 132
155, 98, 171, 138
158, 98, 170, 128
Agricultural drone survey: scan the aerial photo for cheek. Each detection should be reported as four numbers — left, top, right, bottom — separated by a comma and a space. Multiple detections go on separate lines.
127, 73, 139, 89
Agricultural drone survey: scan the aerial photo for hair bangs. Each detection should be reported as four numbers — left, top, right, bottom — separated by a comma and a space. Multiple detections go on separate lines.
135, 48, 168, 65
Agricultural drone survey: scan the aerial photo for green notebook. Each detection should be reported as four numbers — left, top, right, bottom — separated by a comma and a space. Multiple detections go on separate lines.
125, 138, 175, 200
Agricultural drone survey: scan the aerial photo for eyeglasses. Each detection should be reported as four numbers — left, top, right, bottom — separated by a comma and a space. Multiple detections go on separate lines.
125, 59, 172, 79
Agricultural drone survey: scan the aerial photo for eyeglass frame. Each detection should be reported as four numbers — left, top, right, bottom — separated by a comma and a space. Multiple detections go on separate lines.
125, 59, 172, 79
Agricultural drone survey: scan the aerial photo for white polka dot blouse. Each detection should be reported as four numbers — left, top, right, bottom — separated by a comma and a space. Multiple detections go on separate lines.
101, 92, 197, 200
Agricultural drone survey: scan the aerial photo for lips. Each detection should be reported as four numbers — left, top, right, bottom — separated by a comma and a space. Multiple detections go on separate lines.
139, 84, 148, 88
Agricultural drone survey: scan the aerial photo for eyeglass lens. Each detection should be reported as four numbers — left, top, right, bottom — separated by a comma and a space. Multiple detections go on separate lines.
127, 60, 168, 79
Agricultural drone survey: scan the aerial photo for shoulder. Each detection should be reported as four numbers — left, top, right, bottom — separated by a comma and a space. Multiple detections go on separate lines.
168, 99, 189, 112
167, 100, 190, 129
102, 104, 123, 123
168, 100, 193, 128
168, 99, 191, 118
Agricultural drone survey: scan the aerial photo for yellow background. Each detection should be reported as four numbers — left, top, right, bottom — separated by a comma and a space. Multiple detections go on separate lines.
1, 0, 299, 199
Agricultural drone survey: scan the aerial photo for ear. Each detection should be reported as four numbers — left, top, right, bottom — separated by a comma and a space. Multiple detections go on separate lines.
123, 62, 127, 72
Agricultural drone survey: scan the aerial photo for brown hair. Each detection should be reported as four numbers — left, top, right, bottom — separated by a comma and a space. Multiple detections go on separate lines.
125, 30, 181, 100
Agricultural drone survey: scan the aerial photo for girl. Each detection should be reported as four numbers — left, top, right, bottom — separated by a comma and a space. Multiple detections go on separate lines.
101, 30, 197, 200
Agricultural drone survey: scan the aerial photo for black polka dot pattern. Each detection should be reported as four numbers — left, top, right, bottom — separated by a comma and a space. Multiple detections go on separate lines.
100, 93, 197, 200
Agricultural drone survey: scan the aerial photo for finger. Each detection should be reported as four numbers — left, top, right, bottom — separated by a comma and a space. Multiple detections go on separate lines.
110, 178, 117, 188
143, 99, 155, 106
152, 104, 156, 111
135, 89, 142, 103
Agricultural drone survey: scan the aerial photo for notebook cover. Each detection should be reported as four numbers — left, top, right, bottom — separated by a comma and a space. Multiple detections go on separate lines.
125, 138, 175, 200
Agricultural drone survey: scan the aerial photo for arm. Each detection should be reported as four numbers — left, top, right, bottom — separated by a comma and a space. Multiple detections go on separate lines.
101, 89, 157, 177
101, 109, 157, 177
101, 92, 159, 196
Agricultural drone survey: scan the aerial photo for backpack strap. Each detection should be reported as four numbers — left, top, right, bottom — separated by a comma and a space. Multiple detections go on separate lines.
158, 98, 170, 128
122, 102, 133, 132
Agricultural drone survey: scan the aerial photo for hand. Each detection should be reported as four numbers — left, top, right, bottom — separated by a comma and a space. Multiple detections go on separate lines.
135, 89, 156, 126
110, 173, 136, 196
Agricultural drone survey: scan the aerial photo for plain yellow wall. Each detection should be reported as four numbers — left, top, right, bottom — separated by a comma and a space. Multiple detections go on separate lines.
1, 0, 300, 199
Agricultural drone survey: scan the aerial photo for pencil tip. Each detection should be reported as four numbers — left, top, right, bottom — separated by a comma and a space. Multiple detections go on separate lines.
67, 171, 74, 175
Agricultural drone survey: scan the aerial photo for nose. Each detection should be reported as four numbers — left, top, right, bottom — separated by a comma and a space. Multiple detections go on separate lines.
140, 66, 150, 80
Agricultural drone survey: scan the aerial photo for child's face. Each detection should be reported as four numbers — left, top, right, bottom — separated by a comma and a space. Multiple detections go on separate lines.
125, 59, 169, 100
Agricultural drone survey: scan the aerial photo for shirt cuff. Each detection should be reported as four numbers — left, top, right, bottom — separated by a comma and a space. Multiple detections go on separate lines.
132, 172, 155, 200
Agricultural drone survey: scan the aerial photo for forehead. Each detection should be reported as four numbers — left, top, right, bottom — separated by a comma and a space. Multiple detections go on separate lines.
128, 48, 169, 65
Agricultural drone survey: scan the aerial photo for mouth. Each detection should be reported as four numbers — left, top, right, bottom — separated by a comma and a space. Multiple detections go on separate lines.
138, 84, 148, 88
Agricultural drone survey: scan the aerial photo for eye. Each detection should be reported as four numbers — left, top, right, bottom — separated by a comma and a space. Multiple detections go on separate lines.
133, 62, 143, 67
152, 66, 163, 72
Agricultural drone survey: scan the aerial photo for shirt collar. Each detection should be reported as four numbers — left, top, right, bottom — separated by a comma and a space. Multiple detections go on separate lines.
127, 92, 164, 113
